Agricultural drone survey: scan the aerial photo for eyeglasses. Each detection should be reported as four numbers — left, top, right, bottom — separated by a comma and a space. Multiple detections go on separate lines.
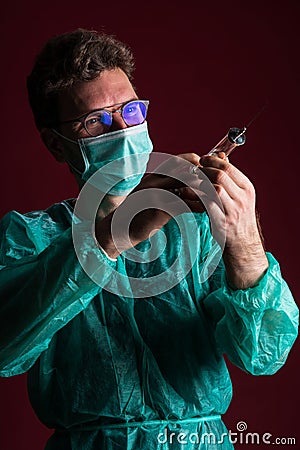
58, 99, 149, 137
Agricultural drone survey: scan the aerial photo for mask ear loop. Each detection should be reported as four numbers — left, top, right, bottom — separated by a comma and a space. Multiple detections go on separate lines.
52, 128, 77, 144
51, 129, 85, 176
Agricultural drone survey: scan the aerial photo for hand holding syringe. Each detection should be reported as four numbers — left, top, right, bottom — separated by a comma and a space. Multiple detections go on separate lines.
200, 104, 267, 161
189, 126, 246, 175
207, 126, 246, 158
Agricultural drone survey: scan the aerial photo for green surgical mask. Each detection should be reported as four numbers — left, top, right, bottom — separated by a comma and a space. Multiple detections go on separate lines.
55, 122, 153, 195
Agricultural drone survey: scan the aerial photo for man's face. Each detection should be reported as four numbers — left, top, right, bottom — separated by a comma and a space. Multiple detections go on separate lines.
59, 68, 138, 139
46, 68, 138, 175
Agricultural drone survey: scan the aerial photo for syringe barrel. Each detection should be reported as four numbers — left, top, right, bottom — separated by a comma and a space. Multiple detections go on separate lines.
207, 127, 246, 157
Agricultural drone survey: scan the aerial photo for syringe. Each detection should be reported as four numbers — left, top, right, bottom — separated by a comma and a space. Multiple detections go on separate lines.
207, 126, 247, 157
206, 103, 267, 158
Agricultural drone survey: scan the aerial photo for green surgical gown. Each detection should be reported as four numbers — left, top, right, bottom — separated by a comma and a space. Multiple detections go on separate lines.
0, 199, 298, 449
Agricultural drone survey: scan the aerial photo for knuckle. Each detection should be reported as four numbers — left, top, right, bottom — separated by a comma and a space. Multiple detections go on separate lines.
248, 183, 256, 197
179, 152, 200, 165
223, 161, 232, 173
190, 152, 200, 161
243, 182, 256, 201
215, 170, 226, 184
213, 184, 223, 195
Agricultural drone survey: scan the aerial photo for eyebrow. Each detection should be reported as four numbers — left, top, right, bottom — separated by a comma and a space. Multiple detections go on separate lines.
61, 97, 139, 124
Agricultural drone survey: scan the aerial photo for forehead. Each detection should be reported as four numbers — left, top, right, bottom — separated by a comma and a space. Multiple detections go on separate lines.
58, 68, 137, 121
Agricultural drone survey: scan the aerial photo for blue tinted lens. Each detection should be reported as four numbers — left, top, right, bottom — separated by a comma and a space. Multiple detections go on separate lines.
122, 101, 147, 126
85, 110, 112, 136
100, 110, 113, 126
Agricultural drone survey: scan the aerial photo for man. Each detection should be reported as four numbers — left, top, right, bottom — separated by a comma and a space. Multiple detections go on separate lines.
0, 29, 298, 449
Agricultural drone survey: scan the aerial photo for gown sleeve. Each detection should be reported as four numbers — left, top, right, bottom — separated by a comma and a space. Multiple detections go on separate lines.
202, 242, 299, 375
0, 209, 116, 377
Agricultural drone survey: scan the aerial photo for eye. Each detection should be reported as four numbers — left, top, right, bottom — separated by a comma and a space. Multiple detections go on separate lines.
124, 104, 138, 116
86, 115, 101, 128
123, 101, 147, 126
84, 110, 112, 136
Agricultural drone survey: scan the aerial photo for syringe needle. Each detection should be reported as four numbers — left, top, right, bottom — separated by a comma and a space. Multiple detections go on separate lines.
246, 103, 268, 129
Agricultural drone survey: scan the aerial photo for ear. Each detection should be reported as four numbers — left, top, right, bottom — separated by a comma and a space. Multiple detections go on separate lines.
40, 128, 66, 163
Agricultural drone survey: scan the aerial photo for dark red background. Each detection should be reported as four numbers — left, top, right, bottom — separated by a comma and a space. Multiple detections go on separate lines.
0, 1, 299, 449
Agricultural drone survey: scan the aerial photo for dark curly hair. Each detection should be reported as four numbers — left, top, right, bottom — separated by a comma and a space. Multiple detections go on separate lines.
27, 29, 135, 129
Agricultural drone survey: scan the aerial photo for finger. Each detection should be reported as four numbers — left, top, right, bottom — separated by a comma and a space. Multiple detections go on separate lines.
216, 151, 229, 163
135, 174, 186, 191
200, 155, 250, 189
176, 152, 201, 166
137, 164, 203, 192
184, 187, 227, 220
152, 153, 201, 178
217, 152, 227, 160
211, 182, 235, 214
175, 186, 204, 201
200, 167, 241, 200
184, 199, 206, 213
150, 194, 206, 216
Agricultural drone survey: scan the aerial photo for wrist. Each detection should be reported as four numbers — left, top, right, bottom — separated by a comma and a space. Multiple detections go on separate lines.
223, 238, 269, 290
95, 214, 121, 260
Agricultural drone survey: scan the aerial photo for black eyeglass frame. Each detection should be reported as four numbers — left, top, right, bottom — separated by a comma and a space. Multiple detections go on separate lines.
56, 99, 150, 136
